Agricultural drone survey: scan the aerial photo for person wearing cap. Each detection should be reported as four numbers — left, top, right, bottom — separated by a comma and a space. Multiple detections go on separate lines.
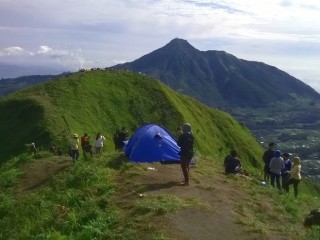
269, 150, 284, 190
286, 156, 302, 198
177, 123, 194, 186
281, 153, 292, 192
262, 142, 275, 183
70, 133, 80, 162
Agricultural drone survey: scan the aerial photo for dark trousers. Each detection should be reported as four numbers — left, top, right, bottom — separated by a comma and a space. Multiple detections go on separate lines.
282, 173, 290, 192
180, 154, 193, 183
286, 178, 301, 198
270, 172, 281, 190
71, 150, 79, 162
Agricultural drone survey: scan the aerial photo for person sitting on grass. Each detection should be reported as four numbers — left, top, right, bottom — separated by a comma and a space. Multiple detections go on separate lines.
224, 149, 242, 174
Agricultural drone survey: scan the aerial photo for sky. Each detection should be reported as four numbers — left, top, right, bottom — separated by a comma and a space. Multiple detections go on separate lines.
0, 0, 320, 91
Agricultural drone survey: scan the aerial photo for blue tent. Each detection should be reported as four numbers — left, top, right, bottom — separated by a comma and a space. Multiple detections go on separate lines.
124, 124, 180, 163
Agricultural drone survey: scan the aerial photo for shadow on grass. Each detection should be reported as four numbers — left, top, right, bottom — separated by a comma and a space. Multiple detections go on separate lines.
106, 153, 129, 170
137, 181, 181, 193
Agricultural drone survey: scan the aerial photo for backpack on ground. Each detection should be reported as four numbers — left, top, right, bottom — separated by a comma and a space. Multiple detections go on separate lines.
304, 209, 320, 227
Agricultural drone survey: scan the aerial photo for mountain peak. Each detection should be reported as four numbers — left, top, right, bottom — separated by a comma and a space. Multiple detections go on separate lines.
164, 38, 197, 52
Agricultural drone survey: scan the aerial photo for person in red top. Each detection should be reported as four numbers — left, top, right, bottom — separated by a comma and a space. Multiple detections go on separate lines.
81, 133, 89, 157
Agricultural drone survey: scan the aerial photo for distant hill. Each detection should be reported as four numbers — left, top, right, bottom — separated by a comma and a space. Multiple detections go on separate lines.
0, 73, 69, 98
0, 70, 262, 171
0, 63, 69, 79
112, 38, 320, 108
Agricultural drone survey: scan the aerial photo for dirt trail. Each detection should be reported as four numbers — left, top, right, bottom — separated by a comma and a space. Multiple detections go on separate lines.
17, 156, 72, 195
127, 163, 292, 240
15, 158, 301, 240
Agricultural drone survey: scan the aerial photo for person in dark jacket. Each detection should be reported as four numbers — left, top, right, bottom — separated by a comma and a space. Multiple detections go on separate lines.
224, 149, 242, 174
262, 142, 275, 183
117, 127, 129, 151
281, 153, 292, 192
177, 123, 194, 186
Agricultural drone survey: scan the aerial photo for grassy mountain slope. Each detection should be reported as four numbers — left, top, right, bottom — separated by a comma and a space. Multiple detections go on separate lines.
0, 70, 262, 171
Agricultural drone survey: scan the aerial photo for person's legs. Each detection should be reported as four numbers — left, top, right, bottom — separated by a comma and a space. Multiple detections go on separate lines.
75, 150, 79, 161
275, 174, 281, 190
82, 146, 87, 158
282, 173, 290, 192
71, 150, 76, 162
264, 166, 268, 182
293, 179, 301, 198
286, 178, 293, 193
270, 172, 276, 187
96, 147, 101, 155
264, 169, 271, 184
180, 156, 189, 185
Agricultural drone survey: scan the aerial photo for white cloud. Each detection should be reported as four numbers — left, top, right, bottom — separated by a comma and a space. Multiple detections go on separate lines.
0, 47, 30, 56
37, 46, 53, 55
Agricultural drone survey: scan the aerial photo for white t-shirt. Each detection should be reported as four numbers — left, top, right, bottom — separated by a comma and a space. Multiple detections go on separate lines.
95, 135, 105, 147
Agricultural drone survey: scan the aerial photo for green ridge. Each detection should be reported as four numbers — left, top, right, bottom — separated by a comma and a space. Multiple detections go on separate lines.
0, 70, 263, 169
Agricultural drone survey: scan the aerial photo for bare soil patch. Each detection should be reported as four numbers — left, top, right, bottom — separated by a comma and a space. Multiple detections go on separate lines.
17, 156, 72, 195
121, 162, 303, 240
15, 157, 307, 240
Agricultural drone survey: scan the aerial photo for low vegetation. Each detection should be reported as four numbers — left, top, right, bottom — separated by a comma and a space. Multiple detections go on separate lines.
0, 151, 319, 239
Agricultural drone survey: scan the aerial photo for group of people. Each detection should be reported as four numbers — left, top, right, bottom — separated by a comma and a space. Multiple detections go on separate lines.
70, 132, 106, 162
263, 142, 302, 198
67, 124, 302, 199
69, 128, 129, 163
223, 141, 302, 198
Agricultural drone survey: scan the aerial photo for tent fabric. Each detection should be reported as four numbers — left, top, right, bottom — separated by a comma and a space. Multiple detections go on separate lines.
124, 124, 180, 163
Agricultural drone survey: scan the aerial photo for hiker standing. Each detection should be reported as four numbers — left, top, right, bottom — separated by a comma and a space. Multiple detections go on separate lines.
81, 133, 89, 157
281, 153, 292, 192
262, 142, 275, 184
113, 130, 121, 151
95, 132, 106, 155
30, 142, 37, 154
70, 133, 80, 163
81, 133, 93, 158
118, 127, 129, 151
177, 123, 194, 186
286, 156, 302, 198
269, 150, 284, 190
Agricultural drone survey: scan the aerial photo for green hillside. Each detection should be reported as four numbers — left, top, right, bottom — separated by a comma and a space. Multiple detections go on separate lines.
0, 70, 262, 171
